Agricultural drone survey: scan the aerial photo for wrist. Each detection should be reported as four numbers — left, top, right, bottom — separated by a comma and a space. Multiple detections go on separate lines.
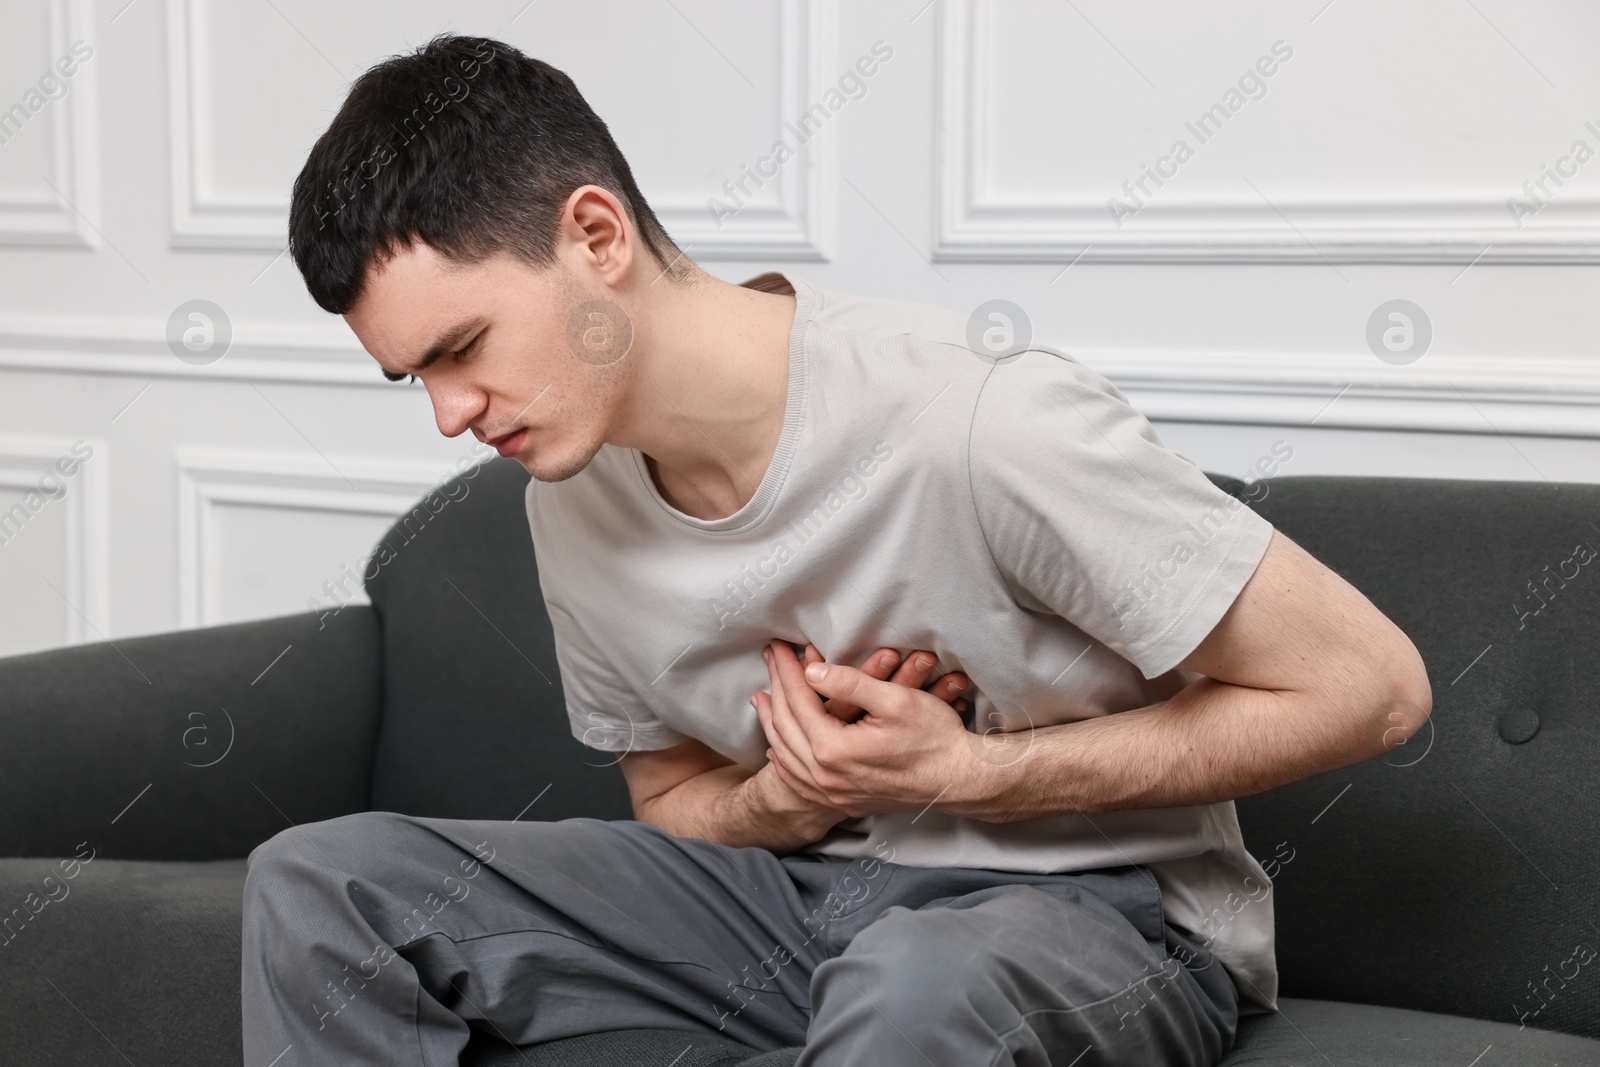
941, 731, 1021, 822
747, 764, 848, 842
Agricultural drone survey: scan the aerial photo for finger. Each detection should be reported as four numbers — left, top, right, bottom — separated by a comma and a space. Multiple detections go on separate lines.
754, 687, 779, 745
823, 648, 900, 722
766, 642, 827, 767
889, 649, 940, 690
771, 640, 850, 744
798, 654, 911, 724
765, 746, 831, 806
755, 690, 825, 795
857, 647, 901, 681
757, 687, 822, 793
925, 670, 970, 706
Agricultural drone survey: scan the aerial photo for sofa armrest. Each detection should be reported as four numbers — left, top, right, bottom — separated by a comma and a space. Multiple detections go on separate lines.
0, 607, 382, 861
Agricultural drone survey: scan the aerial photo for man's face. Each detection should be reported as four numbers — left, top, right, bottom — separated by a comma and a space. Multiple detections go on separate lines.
345, 240, 628, 482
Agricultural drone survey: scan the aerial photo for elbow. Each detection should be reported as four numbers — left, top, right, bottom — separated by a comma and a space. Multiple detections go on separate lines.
1371, 637, 1433, 758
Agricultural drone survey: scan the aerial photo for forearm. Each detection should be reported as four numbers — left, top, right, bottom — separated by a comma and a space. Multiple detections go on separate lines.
637, 762, 846, 854
952, 674, 1415, 823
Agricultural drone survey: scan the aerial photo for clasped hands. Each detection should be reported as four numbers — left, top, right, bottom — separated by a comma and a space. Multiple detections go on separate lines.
751, 639, 986, 821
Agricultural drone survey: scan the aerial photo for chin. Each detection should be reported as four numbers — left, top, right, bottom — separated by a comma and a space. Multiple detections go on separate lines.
522, 434, 601, 484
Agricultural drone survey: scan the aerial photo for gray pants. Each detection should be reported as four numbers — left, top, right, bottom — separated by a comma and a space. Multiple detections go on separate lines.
241, 812, 1238, 1066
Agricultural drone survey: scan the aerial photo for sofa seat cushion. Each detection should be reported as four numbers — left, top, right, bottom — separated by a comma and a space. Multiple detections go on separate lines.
0, 856, 247, 1066
1221, 997, 1597, 1064
8, 854, 1590, 1067
466, 997, 1600, 1066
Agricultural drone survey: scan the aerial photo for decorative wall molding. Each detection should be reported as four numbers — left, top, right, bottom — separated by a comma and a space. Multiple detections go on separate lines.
651, 0, 835, 260
166, 0, 836, 258
0, 311, 1595, 443
934, 0, 1600, 264
0, 434, 111, 644
174, 448, 457, 627
1077, 348, 1600, 437
166, 0, 287, 249
0, 0, 100, 247
0, 310, 390, 386
2, 309, 1599, 434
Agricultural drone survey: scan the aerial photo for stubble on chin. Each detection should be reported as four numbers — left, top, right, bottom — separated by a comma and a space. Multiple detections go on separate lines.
524, 429, 605, 484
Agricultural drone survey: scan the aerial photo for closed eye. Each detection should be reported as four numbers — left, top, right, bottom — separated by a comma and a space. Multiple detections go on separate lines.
452, 330, 485, 363
380, 323, 486, 384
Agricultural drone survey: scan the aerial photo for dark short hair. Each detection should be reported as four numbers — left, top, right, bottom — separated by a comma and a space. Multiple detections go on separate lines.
288, 34, 688, 314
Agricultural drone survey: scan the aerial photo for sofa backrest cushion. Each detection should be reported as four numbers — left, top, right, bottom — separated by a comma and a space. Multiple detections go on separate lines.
1239, 474, 1598, 1040
363, 458, 632, 823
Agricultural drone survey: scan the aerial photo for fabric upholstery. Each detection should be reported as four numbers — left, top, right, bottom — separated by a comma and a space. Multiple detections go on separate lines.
361, 460, 1600, 1044
3, 461, 1597, 1064
0, 858, 246, 1065
0, 608, 381, 861
464, 996, 1600, 1066
1220, 997, 1600, 1064
3, 855, 1591, 1067
1235, 475, 1600, 1041
362, 459, 634, 824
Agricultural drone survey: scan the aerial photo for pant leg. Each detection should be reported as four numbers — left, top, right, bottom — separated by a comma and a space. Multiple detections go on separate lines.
240, 811, 837, 1067
796, 864, 1237, 1067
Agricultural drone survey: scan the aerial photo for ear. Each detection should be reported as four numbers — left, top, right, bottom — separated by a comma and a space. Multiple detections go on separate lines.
561, 184, 634, 284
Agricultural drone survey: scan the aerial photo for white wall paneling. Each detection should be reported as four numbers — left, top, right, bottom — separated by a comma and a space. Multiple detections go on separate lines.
167, 0, 838, 258
175, 448, 455, 628
0, 310, 383, 387
935, 0, 1600, 263
0, 0, 99, 246
1082, 347, 1600, 439
648, 0, 836, 260
0, 435, 110, 650
0, 1, 1596, 659
165, 0, 291, 249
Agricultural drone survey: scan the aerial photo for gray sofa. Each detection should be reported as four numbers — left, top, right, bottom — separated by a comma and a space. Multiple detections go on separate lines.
2, 457, 1596, 1065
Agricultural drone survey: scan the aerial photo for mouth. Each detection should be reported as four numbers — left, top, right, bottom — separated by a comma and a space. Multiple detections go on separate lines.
485, 428, 529, 458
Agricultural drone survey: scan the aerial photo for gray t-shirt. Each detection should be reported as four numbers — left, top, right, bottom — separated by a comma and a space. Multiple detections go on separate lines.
524, 270, 1280, 1014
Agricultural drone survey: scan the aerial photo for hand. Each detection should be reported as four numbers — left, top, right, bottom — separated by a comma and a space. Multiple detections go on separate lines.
797, 642, 970, 724
753, 640, 976, 819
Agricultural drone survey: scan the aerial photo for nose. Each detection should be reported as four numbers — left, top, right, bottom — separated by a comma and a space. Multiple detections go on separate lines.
428, 379, 486, 440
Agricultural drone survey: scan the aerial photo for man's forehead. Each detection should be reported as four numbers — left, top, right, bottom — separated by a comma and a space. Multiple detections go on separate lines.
346, 244, 463, 345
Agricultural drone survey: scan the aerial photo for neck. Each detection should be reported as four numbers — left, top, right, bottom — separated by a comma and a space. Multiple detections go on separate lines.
611, 273, 796, 520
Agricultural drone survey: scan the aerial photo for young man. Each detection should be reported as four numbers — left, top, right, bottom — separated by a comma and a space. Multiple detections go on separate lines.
243, 33, 1432, 1067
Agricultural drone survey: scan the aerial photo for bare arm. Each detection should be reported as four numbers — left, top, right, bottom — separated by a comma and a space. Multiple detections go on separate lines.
956, 528, 1434, 820
762, 529, 1434, 821
620, 646, 970, 853
621, 739, 848, 854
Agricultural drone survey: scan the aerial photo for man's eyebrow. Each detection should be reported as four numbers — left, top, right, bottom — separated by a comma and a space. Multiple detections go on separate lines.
399, 317, 482, 375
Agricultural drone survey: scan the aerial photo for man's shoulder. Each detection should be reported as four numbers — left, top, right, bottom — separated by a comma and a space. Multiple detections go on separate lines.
807, 281, 973, 353
967, 347, 1150, 445
802, 284, 1124, 409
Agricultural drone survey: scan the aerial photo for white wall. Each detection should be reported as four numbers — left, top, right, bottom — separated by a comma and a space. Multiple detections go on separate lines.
1, 0, 1597, 658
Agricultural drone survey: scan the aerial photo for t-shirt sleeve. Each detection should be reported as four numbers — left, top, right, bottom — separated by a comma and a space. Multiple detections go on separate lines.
543, 597, 693, 754
966, 348, 1275, 680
